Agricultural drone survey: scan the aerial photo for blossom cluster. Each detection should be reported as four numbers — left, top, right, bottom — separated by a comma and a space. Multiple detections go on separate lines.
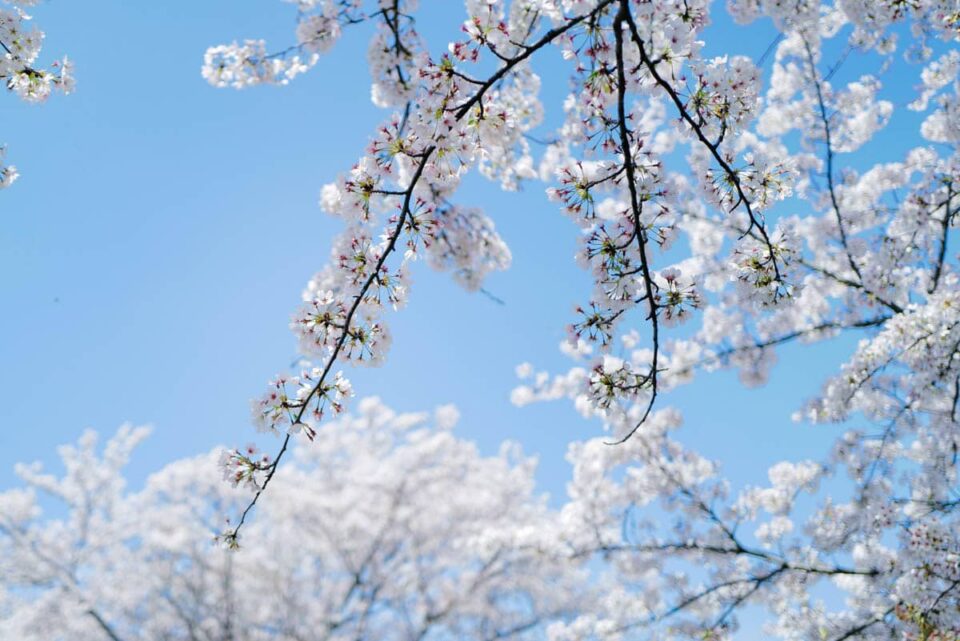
1, 0, 72, 102
2, 0, 72, 189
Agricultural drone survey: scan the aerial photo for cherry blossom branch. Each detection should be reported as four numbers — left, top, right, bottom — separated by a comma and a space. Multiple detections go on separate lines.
797, 257, 906, 314
605, 0, 660, 445
583, 540, 878, 577
224, 1, 617, 545
0, 37, 36, 77
224, 156, 423, 545
930, 178, 955, 293
683, 206, 908, 318
621, 10, 785, 287
260, 3, 379, 62
803, 39, 865, 285
684, 206, 907, 315
669, 315, 891, 381
85, 610, 126, 641
830, 608, 895, 641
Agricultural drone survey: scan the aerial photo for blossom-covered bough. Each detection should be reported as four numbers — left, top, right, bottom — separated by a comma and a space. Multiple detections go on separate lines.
206, 0, 960, 639
0, 0, 72, 188
207, 0, 790, 541
0, 400, 587, 640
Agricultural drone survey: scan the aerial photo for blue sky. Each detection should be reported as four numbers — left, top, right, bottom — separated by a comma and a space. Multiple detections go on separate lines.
0, 0, 929, 518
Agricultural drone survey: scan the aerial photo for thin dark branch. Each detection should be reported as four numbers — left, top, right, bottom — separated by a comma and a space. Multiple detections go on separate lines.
803, 39, 864, 285
605, 0, 660, 445
622, 10, 784, 287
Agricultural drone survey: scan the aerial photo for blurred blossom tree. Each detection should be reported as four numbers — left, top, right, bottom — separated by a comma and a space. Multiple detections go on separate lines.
0, 398, 586, 641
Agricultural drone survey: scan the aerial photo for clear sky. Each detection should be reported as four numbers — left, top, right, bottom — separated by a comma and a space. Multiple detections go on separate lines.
0, 0, 929, 521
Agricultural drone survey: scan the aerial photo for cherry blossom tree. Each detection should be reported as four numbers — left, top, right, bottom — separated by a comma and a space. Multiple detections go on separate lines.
199, 0, 960, 639
0, 397, 586, 640
0, 0, 73, 188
